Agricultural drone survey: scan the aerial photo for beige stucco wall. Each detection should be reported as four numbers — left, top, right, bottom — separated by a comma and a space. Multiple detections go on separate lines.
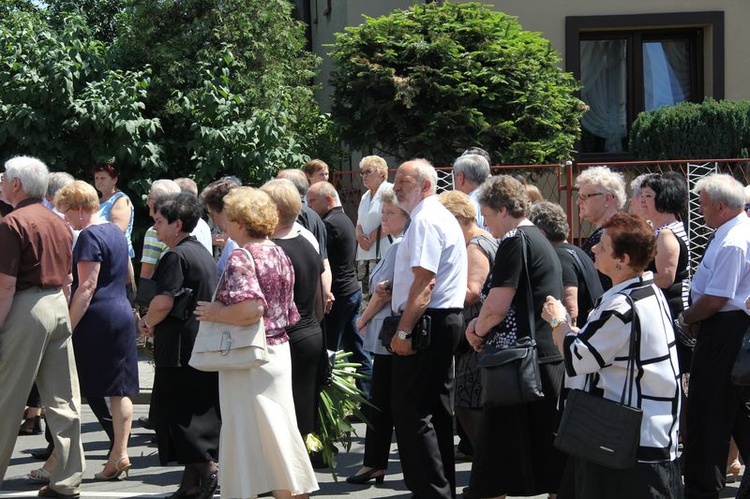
311, 0, 750, 111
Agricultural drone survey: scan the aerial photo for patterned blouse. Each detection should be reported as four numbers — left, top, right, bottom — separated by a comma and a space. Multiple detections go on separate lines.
215, 243, 300, 345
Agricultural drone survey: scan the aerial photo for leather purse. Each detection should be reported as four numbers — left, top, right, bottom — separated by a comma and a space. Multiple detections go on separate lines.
554, 294, 643, 469
379, 314, 432, 351
731, 326, 750, 385
478, 230, 544, 406
189, 248, 269, 372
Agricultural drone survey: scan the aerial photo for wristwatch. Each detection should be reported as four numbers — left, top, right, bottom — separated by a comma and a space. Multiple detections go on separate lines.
396, 330, 412, 340
550, 317, 569, 329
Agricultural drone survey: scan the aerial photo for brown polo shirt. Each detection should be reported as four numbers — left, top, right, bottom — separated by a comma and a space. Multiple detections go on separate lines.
0, 198, 72, 290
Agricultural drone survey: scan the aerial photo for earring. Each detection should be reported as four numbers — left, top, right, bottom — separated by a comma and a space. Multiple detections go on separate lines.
615, 263, 622, 270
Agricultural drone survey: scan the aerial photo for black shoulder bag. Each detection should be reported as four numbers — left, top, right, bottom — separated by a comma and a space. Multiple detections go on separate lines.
554, 294, 644, 469
477, 230, 545, 407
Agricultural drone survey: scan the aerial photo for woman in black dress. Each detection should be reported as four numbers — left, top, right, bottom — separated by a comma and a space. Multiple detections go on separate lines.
137, 192, 220, 499
465, 175, 567, 498
261, 179, 325, 438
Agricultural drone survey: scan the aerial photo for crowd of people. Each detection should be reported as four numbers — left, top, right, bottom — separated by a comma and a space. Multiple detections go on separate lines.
0, 152, 749, 499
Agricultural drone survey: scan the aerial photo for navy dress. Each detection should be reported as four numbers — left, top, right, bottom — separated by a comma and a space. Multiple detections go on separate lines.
72, 222, 139, 397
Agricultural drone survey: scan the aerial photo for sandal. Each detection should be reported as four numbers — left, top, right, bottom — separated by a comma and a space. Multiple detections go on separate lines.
27, 467, 51, 483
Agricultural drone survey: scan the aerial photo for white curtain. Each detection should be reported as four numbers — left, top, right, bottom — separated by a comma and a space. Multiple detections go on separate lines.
643, 40, 692, 111
580, 40, 628, 153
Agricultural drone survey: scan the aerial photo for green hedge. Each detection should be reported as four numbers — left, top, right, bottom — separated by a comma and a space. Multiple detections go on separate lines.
630, 99, 750, 160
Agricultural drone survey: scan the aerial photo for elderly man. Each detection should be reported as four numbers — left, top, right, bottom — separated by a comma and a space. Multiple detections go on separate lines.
307, 181, 371, 397
679, 174, 750, 499
0, 156, 85, 498
453, 153, 490, 228
391, 159, 467, 498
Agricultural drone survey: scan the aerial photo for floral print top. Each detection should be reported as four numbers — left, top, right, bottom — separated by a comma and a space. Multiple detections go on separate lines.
215, 243, 300, 345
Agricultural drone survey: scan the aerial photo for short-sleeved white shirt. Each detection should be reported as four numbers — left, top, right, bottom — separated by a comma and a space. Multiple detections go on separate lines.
192, 218, 213, 255
392, 195, 467, 312
356, 181, 393, 260
469, 187, 485, 229
691, 213, 750, 312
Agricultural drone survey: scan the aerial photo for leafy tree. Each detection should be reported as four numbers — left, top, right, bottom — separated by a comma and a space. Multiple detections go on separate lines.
46, 0, 125, 43
0, 10, 161, 186
329, 2, 585, 166
112, 0, 338, 182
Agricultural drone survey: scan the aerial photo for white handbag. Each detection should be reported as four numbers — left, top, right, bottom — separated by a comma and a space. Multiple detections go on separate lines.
189, 248, 269, 372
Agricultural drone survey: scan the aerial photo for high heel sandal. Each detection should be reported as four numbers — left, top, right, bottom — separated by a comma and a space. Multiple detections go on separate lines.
18, 415, 42, 436
727, 460, 742, 483
94, 455, 131, 481
345, 467, 385, 485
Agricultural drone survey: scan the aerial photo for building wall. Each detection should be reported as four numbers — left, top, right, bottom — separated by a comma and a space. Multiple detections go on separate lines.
310, 0, 750, 111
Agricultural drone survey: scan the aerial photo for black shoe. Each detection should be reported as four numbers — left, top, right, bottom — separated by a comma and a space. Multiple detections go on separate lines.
31, 446, 53, 461
138, 416, 155, 430
195, 472, 218, 499
19, 416, 42, 436
345, 468, 385, 485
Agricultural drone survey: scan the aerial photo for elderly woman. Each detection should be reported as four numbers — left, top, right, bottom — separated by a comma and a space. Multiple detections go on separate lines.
576, 165, 626, 290
138, 193, 220, 499
92, 163, 134, 258
194, 187, 318, 499
260, 179, 325, 441
346, 187, 409, 485
627, 173, 657, 218
465, 175, 566, 498
438, 190, 498, 455
355, 155, 392, 297
530, 201, 603, 328
542, 213, 682, 498
303, 159, 329, 185
54, 181, 139, 481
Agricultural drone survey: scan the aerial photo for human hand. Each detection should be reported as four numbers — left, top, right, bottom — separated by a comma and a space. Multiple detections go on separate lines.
542, 296, 567, 325
355, 315, 367, 334
194, 300, 223, 322
357, 233, 373, 251
374, 280, 392, 299
390, 334, 416, 356
325, 293, 335, 314
465, 318, 485, 352
138, 318, 152, 337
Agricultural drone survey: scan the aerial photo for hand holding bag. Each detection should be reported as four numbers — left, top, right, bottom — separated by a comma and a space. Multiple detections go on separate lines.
189, 247, 269, 372
554, 294, 644, 470
478, 230, 545, 407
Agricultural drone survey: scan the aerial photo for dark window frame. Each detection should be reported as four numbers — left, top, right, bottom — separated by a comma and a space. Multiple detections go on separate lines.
566, 11, 725, 161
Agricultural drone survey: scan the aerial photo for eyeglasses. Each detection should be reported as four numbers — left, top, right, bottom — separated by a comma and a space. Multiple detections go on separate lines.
578, 192, 608, 201
745, 202, 750, 213
359, 169, 375, 176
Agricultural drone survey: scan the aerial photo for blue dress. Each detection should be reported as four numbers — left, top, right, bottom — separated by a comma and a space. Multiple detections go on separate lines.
97, 191, 135, 258
71, 223, 139, 397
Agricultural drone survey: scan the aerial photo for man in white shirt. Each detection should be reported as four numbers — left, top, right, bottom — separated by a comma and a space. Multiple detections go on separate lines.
453, 153, 490, 229
679, 173, 750, 498
390, 159, 467, 498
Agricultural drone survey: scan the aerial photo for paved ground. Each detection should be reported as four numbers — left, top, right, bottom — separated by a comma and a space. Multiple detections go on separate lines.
1, 352, 743, 498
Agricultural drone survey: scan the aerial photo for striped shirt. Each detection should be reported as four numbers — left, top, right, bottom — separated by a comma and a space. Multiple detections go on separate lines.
562, 273, 681, 463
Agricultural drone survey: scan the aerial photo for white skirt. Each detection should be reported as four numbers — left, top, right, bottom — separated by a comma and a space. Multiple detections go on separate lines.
218, 341, 318, 498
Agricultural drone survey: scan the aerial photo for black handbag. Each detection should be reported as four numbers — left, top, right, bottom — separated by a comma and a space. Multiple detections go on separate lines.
731, 326, 750, 385
477, 230, 545, 407
136, 277, 194, 320
554, 294, 644, 470
379, 314, 432, 351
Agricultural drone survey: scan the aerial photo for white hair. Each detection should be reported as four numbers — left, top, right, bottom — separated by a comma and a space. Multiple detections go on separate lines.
150, 179, 181, 198
412, 158, 438, 195
453, 154, 490, 185
693, 173, 745, 210
4, 156, 49, 199
576, 165, 626, 210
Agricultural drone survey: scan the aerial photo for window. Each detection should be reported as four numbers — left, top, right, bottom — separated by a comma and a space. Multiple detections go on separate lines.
566, 12, 724, 160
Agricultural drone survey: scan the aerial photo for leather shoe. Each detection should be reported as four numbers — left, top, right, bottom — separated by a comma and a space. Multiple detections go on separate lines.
38, 485, 80, 498
31, 446, 53, 461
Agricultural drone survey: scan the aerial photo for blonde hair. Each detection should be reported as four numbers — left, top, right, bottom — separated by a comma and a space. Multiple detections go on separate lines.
360, 155, 388, 180
55, 180, 100, 213
260, 179, 302, 226
223, 187, 278, 238
438, 190, 476, 223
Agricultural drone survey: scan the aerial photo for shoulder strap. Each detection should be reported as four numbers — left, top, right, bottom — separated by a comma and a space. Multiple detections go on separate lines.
213, 246, 254, 301
519, 230, 536, 342
566, 247, 603, 305
618, 293, 640, 407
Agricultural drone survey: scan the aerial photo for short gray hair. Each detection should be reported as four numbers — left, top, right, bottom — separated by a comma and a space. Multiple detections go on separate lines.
380, 186, 409, 217
314, 181, 341, 206
174, 177, 198, 196
576, 165, 627, 210
412, 158, 438, 195
277, 169, 309, 196
150, 179, 181, 198
529, 201, 569, 243
4, 156, 49, 199
453, 154, 490, 186
693, 173, 745, 210
47, 172, 75, 200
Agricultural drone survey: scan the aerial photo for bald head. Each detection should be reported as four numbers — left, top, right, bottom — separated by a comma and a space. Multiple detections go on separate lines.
306, 181, 340, 217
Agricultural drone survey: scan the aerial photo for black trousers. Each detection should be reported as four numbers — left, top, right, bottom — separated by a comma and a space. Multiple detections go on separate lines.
391, 308, 463, 499
684, 311, 750, 499
363, 354, 394, 469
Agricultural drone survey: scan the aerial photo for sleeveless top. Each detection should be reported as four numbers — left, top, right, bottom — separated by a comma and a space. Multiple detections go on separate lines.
98, 191, 135, 258
647, 220, 690, 317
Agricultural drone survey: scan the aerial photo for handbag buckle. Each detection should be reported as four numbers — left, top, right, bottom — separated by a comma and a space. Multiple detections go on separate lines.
220, 330, 233, 355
